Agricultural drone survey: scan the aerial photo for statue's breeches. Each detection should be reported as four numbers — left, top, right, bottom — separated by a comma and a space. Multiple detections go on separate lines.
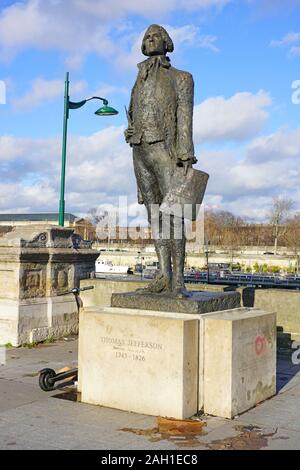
133, 141, 174, 209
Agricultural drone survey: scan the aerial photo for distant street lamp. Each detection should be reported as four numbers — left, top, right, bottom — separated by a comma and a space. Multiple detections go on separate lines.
137, 251, 145, 279
59, 72, 118, 227
205, 239, 210, 283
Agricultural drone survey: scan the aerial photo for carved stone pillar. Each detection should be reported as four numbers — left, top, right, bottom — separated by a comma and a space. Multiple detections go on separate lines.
0, 225, 99, 346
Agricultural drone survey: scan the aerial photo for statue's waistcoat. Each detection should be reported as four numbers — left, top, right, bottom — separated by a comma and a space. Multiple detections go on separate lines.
129, 66, 177, 155
128, 56, 195, 161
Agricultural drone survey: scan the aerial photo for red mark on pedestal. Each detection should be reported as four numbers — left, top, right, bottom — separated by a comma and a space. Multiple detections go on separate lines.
255, 335, 267, 356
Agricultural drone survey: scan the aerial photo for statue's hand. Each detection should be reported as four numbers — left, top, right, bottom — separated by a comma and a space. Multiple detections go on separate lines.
124, 126, 134, 143
176, 158, 192, 176
177, 153, 198, 175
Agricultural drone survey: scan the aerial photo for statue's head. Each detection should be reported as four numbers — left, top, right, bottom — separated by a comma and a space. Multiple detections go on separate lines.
141, 24, 174, 57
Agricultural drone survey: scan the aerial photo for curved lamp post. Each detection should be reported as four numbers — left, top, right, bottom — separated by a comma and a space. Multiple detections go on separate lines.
59, 72, 118, 226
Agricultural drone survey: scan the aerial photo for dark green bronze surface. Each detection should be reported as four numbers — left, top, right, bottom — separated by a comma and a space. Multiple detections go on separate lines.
111, 291, 241, 315
125, 25, 209, 297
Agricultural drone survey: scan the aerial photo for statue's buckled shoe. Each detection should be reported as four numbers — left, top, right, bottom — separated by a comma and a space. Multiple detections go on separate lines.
136, 274, 171, 294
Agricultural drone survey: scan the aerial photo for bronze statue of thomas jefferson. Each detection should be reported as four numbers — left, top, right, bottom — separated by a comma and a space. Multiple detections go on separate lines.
125, 24, 198, 296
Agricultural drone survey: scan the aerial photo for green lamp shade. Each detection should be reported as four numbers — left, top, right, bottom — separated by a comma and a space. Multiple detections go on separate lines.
95, 105, 118, 116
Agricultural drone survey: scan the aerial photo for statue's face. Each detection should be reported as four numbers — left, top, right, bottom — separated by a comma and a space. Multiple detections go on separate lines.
143, 27, 165, 56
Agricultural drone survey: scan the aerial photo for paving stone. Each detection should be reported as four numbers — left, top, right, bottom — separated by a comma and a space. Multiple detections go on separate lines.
261, 433, 300, 450
0, 379, 54, 412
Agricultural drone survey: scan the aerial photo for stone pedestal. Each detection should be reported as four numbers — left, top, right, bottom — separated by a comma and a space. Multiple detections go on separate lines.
203, 308, 276, 418
0, 225, 99, 346
111, 290, 241, 314
78, 306, 277, 420
79, 306, 199, 419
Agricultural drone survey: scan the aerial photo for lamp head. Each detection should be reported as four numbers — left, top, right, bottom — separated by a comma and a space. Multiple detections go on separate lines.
95, 104, 119, 116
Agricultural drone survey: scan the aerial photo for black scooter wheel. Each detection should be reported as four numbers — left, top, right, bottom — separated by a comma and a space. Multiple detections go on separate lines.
39, 368, 56, 391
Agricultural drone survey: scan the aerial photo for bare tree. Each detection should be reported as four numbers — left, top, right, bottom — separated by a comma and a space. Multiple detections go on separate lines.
204, 210, 245, 268
284, 214, 300, 273
204, 210, 221, 245
267, 197, 294, 255
221, 214, 244, 269
87, 207, 115, 243
87, 207, 108, 225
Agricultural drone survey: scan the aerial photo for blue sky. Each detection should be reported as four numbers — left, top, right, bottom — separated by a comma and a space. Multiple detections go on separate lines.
0, 0, 300, 221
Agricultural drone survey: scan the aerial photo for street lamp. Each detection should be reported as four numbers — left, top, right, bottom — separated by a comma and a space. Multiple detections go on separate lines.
205, 239, 210, 283
59, 72, 118, 227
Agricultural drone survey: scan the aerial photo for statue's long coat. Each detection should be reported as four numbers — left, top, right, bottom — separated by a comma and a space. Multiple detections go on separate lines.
127, 58, 195, 162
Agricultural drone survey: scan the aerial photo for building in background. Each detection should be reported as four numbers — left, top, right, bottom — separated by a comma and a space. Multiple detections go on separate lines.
74, 218, 96, 241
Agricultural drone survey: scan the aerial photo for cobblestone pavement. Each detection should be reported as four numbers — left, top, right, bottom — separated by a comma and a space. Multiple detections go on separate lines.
0, 339, 299, 450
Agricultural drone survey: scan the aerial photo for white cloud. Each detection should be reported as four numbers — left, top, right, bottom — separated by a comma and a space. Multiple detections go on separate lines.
0, 0, 225, 64
204, 192, 277, 222
169, 24, 219, 52
246, 129, 300, 167
196, 125, 300, 219
197, 34, 219, 53
0, 136, 24, 162
290, 46, 300, 58
69, 0, 231, 17
271, 32, 300, 47
11, 78, 128, 111
194, 90, 272, 143
200, 129, 300, 196
0, 181, 57, 213
65, 54, 86, 70
0, 135, 60, 168
270, 31, 300, 57
92, 83, 129, 98
12, 78, 87, 111
178, 0, 230, 8
0, 126, 136, 214
246, 128, 300, 163
197, 146, 300, 220
2, 72, 300, 222
0, 0, 115, 63
66, 127, 133, 194
247, 0, 300, 17
1, 124, 300, 220
230, 160, 300, 194
220, 196, 278, 222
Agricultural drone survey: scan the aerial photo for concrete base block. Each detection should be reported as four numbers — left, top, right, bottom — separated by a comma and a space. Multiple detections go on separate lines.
0, 295, 78, 346
203, 308, 277, 419
79, 306, 199, 419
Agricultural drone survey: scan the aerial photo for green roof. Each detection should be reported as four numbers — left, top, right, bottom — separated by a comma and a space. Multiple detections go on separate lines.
0, 213, 77, 223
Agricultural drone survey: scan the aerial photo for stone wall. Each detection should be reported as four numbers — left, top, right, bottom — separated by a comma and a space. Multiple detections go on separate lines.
80, 278, 145, 307
239, 288, 300, 342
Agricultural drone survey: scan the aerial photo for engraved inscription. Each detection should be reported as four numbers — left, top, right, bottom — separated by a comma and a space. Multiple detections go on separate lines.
100, 336, 163, 350
100, 336, 163, 363
115, 351, 146, 361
